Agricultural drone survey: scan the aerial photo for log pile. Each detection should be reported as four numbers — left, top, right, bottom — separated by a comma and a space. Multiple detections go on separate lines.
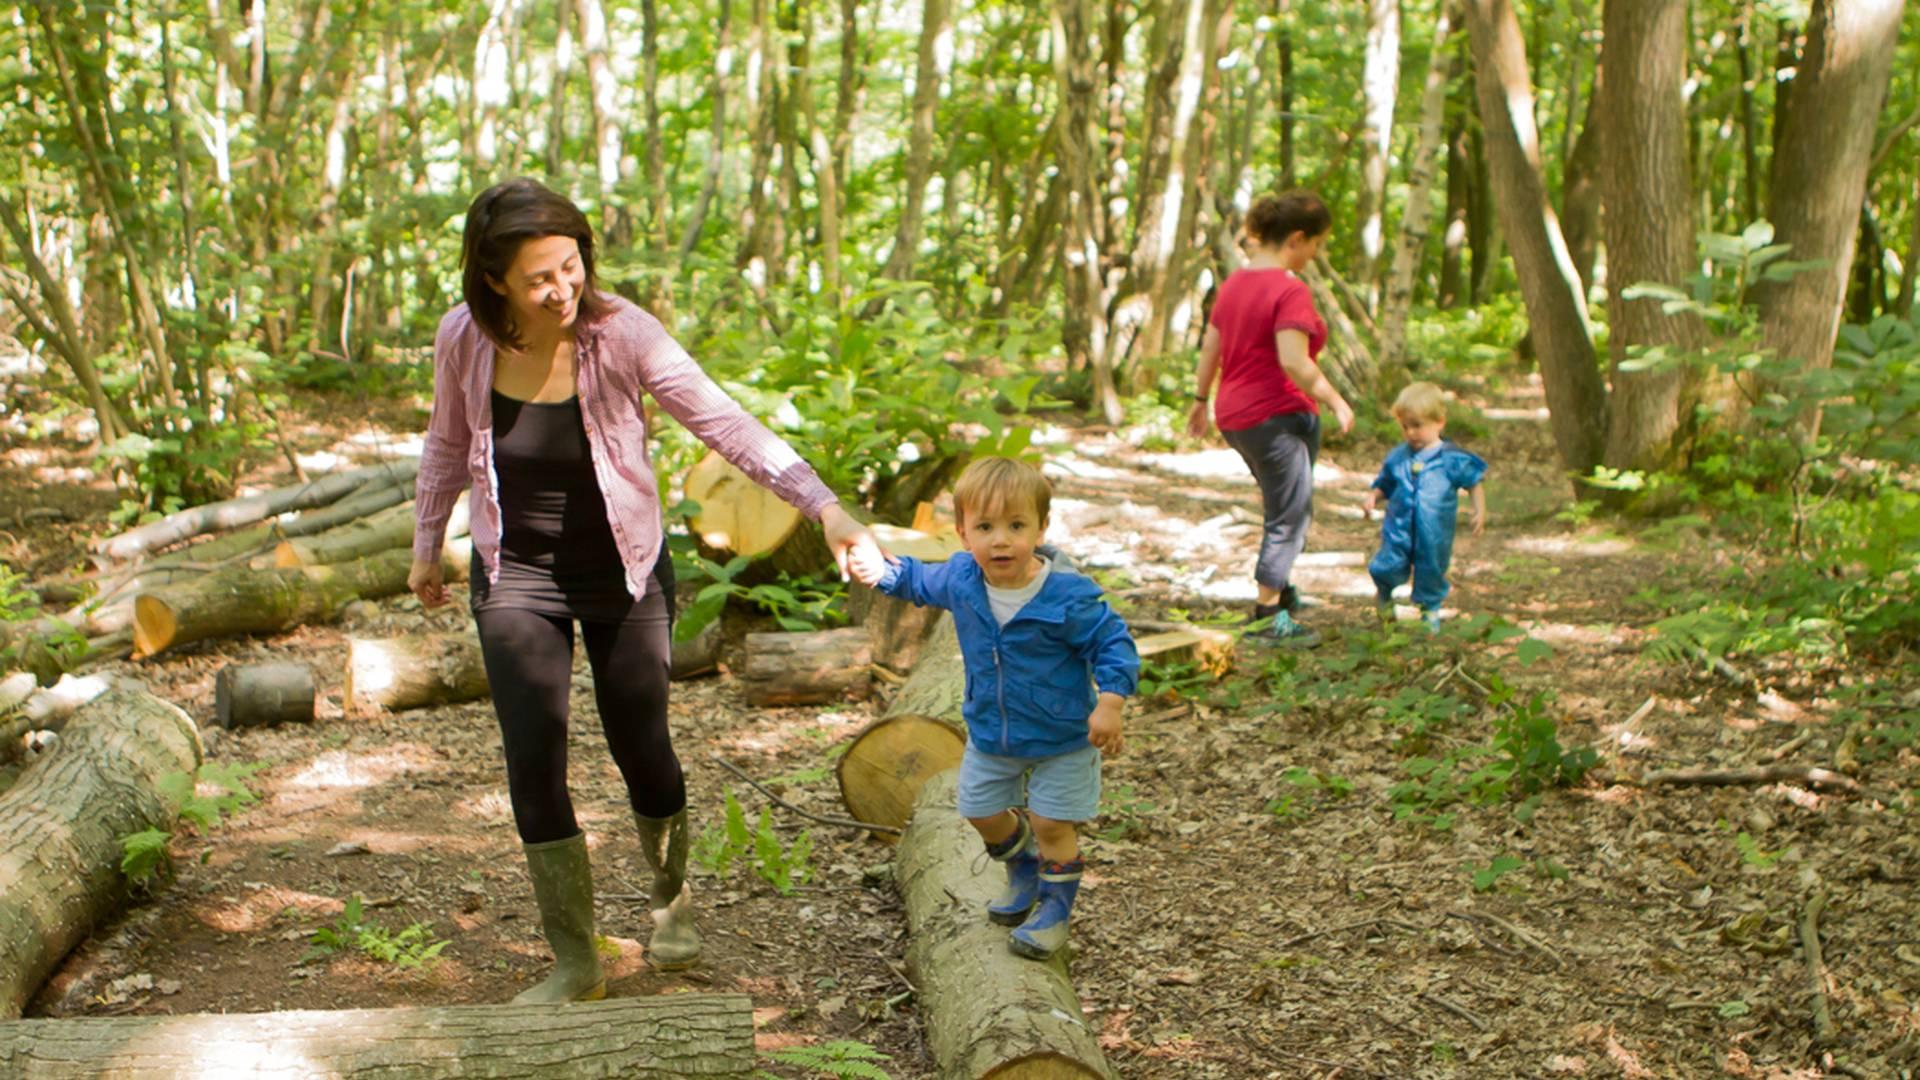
0, 994, 757, 1077
0, 689, 201, 1019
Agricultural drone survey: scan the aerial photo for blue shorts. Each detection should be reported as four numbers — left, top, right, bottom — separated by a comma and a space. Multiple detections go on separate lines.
955, 743, 1102, 822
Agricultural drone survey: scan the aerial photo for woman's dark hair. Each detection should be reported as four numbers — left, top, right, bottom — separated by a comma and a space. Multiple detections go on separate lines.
1244, 190, 1332, 248
460, 178, 610, 350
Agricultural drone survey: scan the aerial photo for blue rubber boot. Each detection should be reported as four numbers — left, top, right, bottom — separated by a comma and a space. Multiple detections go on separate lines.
985, 811, 1040, 926
1423, 608, 1444, 633
1009, 858, 1083, 961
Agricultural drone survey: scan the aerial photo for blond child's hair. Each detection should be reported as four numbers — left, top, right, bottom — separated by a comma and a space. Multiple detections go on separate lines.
952, 456, 1052, 528
1391, 382, 1448, 423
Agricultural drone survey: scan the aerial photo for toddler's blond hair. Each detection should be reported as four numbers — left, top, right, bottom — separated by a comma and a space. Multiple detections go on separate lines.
952, 456, 1052, 528
1391, 382, 1448, 423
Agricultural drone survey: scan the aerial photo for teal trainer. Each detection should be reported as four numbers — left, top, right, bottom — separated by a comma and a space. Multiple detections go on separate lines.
1009, 858, 1083, 961
1256, 609, 1321, 649
985, 811, 1041, 926
1423, 609, 1444, 632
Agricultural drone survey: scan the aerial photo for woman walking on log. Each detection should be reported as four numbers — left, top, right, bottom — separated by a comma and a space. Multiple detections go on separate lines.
1186, 190, 1356, 648
408, 178, 884, 1002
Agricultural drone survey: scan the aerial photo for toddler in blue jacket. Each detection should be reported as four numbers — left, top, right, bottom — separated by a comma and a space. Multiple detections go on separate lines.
860, 456, 1138, 961
1362, 382, 1488, 630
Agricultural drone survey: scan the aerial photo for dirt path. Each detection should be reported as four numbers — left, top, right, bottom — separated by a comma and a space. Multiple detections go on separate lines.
21, 402, 1917, 1079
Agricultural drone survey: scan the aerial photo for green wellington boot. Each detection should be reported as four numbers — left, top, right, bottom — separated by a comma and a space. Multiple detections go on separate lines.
513, 833, 607, 1003
635, 808, 702, 969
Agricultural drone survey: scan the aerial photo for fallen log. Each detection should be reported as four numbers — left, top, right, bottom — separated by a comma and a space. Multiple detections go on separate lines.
0, 993, 757, 1077
683, 452, 834, 584
837, 614, 966, 837
739, 627, 872, 706
0, 688, 201, 1019
131, 542, 469, 659
898, 769, 1116, 1080
274, 493, 469, 569
92, 461, 413, 563
848, 523, 964, 671
1135, 626, 1235, 678
274, 463, 420, 538
346, 617, 724, 716
213, 662, 315, 729
0, 674, 112, 767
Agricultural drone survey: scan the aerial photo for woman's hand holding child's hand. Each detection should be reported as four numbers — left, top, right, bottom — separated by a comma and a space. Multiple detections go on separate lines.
1088, 694, 1125, 757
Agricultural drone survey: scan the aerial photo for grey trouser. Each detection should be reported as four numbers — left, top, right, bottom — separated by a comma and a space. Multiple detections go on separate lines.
1221, 410, 1321, 593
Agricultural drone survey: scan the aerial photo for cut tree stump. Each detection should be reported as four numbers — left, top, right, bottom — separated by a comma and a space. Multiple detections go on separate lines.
213, 662, 316, 729
131, 543, 469, 659
898, 770, 1116, 1080
837, 614, 966, 838
0, 993, 757, 1078
683, 452, 833, 584
346, 632, 491, 715
848, 523, 964, 671
0, 689, 201, 1019
1135, 626, 1235, 677
739, 627, 873, 706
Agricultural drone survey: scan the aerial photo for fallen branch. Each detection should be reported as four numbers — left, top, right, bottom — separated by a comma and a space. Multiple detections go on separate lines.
710, 754, 901, 834
1419, 990, 1489, 1031
1800, 891, 1834, 1048
1448, 909, 1563, 969
1758, 729, 1816, 765
92, 462, 412, 562
1641, 764, 1861, 794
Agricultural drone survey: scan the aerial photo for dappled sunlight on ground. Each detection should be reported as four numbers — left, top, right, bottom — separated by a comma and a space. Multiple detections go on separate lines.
717, 704, 873, 758
201, 885, 342, 934
283, 746, 444, 793
1505, 533, 1637, 558
452, 790, 515, 826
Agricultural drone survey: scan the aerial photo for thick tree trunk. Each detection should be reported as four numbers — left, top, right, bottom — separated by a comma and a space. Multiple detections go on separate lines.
1600, 0, 1705, 475
346, 632, 490, 715
132, 546, 467, 659
878, 0, 952, 285
1439, 113, 1470, 308
1559, 58, 1605, 297
1126, 0, 1208, 369
0, 689, 201, 1019
576, 0, 631, 249
898, 769, 1117, 1079
739, 627, 872, 706
1379, 1, 1461, 371
1355, 0, 1403, 310
837, 614, 965, 835
678, 0, 731, 258
1755, 0, 1905, 384
1464, 0, 1607, 481
1053, 0, 1121, 425
275, 494, 469, 569
213, 662, 315, 729
682, 454, 834, 584
276, 464, 421, 538
0, 995, 757, 1077
848, 525, 963, 671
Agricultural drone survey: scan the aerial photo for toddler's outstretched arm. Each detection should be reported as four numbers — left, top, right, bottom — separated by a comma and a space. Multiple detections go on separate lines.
1469, 484, 1487, 536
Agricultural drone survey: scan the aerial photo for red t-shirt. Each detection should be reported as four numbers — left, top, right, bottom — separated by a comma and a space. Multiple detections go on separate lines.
1208, 268, 1327, 431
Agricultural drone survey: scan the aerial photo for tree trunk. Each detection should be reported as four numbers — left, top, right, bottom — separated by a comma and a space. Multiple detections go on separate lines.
878, 0, 952, 285
1900, 167, 1920, 317
274, 465, 421, 538
1130, 0, 1212, 369
0, 995, 757, 1077
1277, 0, 1296, 187
275, 494, 469, 569
0, 674, 113, 768
739, 627, 872, 706
678, 0, 731, 258
1379, 1, 1461, 371
641, 0, 668, 250
682, 454, 834, 585
1464, 0, 1607, 482
132, 546, 467, 659
1439, 112, 1470, 308
1755, 0, 1905, 385
575, 0, 631, 249
898, 769, 1117, 1079
470, 0, 516, 177
0, 689, 201, 1019
847, 525, 963, 670
1053, 0, 1121, 425
793, 1, 843, 307
1558, 57, 1605, 297
836, 612, 966, 834
346, 632, 492, 715
1355, 0, 1403, 311
1600, 0, 1706, 476
93, 463, 412, 563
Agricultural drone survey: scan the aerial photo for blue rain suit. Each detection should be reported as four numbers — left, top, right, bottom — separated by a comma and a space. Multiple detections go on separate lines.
1368, 440, 1487, 611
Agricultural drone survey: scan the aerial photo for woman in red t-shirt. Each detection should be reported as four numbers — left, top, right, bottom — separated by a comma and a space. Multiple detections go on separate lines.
1186, 191, 1355, 647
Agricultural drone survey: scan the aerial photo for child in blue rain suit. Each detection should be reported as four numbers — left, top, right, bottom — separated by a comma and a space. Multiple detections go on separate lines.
1362, 383, 1488, 630
855, 456, 1138, 962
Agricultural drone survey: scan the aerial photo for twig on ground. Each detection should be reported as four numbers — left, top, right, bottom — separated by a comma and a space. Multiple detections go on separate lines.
1800, 891, 1834, 1048
1758, 728, 1816, 765
710, 754, 902, 834
1133, 702, 1195, 725
1641, 764, 1861, 794
1448, 910, 1564, 969
1419, 990, 1490, 1031
1276, 915, 1416, 950
1239, 1031, 1392, 1080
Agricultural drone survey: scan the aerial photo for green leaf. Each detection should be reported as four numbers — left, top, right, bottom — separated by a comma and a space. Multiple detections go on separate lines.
1739, 221, 1775, 250
1516, 638, 1555, 667
1718, 999, 1751, 1018
1485, 623, 1529, 645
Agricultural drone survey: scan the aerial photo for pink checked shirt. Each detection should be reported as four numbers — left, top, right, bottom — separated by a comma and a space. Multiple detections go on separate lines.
412, 294, 838, 600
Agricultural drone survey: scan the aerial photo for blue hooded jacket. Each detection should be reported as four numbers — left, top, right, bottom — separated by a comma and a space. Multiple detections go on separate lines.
875, 549, 1140, 758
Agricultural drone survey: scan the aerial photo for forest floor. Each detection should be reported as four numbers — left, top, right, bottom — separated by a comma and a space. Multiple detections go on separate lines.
6, 375, 1919, 1080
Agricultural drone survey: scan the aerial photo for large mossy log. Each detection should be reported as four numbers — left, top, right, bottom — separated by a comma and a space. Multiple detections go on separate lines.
898, 770, 1116, 1080
131, 543, 469, 659
683, 453, 834, 585
836, 615, 966, 837
0, 993, 757, 1078
0, 689, 201, 1019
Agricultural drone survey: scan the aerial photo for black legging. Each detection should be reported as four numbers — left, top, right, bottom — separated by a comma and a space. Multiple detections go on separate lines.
473, 589, 684, 844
